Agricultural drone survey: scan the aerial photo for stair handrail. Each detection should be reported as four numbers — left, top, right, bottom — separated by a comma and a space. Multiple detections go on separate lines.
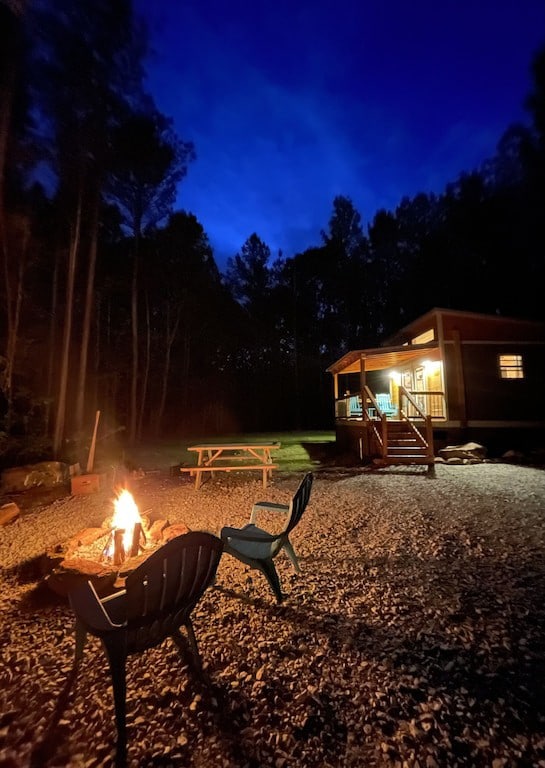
363, 385, 379, 421
399, 385, 426, 418
399, 385, 434, 463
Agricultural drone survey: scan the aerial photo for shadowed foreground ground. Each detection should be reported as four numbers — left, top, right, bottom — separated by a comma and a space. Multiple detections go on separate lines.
1, 460, 544, 767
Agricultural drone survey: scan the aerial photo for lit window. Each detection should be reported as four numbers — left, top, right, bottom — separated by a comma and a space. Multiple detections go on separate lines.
412, 329, 434, 345
499, 354, 524, 379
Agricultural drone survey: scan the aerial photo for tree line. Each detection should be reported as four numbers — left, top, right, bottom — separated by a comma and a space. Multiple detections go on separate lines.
1, 0, 544, 466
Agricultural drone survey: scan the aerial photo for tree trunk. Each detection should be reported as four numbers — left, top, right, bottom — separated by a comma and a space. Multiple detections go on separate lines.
0, 3, 25, 429
136, 290, 150, 442
129, 238, 139, 445
1, 215, 29, 431
75, 197, 99, 434
0, 2, 23, 246
53, 193, 82, 457
181, 324, 191, 431
154, 304, 180, 437
46, 248, 60, 435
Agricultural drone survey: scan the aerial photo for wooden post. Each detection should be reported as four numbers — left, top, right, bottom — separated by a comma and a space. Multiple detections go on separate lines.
86, 410, 101, 473
130, 523, 142, 557
114, 529, 125, 565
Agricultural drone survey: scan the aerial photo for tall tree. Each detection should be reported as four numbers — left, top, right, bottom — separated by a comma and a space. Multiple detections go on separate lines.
321, 195, 371, 349
0, 0, 28, 431
225, 233, 273, 314
29, 0, 147, 455
224, 234, 284, 428
106, 112, 195, 443
147, 211, 220, 435
321, 194, 365, 259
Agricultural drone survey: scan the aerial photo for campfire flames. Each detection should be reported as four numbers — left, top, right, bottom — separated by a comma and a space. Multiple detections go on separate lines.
103, 489, 146, 565
44, 489, 192, 598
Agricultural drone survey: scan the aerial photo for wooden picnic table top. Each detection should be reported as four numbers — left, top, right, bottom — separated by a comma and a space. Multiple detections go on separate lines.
188, 441, 280, 452
182, 442, 280, 489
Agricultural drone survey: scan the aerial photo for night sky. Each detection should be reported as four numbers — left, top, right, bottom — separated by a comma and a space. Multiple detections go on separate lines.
137, 0, 545, 269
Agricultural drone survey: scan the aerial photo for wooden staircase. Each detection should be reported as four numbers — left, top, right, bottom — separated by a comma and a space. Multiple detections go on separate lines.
385, 421, 432, 464
370, 418, 435, 468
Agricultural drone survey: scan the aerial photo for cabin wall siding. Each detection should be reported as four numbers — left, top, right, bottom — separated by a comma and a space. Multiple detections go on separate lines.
460, 345, 540, 420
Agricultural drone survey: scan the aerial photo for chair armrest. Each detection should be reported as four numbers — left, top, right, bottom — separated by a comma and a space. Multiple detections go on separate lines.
69, 580, 127, 632
220, 523, 280, 559
250, 501, 289, 523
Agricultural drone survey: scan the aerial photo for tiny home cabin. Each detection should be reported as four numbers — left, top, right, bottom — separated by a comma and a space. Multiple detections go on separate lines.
327, 308, 545, 465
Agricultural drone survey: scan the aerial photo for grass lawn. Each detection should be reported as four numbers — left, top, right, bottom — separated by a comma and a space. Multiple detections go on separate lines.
120, 430, 337, 473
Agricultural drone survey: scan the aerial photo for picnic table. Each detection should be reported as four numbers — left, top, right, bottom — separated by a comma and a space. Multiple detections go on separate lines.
180, 441, 280, 489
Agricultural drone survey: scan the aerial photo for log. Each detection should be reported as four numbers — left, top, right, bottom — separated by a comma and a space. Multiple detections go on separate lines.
86, 409, 101, 473
0, 502, 20, 526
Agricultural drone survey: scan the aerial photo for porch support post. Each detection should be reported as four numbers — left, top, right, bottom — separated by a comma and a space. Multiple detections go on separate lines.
359, 354, 366, 399
452, 330, 467, 427
359, 354, 371, 457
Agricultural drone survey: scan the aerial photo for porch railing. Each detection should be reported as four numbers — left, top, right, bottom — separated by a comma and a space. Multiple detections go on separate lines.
405, 390, 446, 419
335, 385, 436, 464
335, 388, 446, 420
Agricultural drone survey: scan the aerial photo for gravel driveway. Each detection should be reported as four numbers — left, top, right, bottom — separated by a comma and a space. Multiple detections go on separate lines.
1, 462, 545, 767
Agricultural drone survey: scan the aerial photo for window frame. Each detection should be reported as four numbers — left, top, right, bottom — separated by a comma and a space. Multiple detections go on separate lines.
498, 353, 524, 380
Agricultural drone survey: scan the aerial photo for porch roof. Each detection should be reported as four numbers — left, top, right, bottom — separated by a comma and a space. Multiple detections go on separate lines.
326, 342, 440, 375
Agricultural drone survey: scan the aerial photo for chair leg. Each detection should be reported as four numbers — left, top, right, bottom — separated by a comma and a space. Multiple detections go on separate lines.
282, 538, 301, 573
171, 624, 202, 673
102, 638, 128, 760
74, 619, 87, 663
257, 559, 284, 603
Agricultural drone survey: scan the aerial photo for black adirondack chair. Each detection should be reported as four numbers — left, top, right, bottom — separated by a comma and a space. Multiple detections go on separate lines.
68, 531, 223, 763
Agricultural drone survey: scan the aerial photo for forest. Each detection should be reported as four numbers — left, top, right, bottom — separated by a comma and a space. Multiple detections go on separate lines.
1, 0, 544, 468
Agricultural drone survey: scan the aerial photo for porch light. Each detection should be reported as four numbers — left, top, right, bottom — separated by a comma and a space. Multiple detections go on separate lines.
389, 371, 401, 385
422, 360, 441, 373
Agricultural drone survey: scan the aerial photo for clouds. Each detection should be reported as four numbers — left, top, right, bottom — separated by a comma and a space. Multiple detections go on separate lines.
138, 0, 545, 268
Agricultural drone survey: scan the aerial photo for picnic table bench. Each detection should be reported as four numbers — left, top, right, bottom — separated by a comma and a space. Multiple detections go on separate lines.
180, 441, 280, 489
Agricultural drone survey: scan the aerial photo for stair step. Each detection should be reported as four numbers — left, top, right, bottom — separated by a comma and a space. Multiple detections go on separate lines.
388, 443, 427, 451
388, 440, 423, 446
368, 419, 434, 465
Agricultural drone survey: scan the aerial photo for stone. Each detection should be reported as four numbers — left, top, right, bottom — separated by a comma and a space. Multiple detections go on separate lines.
66, 527, 109, 553
162, 522, 190, 541
148, 519, 170, 542
1, 461, 70, 492
45, 558, 118, 598
438, 442, 487, 461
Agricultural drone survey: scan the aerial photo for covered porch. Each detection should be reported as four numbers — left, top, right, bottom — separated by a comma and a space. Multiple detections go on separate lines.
327, 342, 447, 466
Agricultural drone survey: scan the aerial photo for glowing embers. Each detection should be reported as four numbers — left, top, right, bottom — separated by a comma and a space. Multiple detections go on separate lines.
102, 489, 147, 565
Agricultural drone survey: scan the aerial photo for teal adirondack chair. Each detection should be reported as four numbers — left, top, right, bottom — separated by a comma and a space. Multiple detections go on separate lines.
220, 472, 313, 603
376, 392, 397, 417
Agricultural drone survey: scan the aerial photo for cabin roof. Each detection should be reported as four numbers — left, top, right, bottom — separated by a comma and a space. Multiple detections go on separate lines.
326, 342, 439, 375
327, 308, 545, 376
383, 307, 545, 346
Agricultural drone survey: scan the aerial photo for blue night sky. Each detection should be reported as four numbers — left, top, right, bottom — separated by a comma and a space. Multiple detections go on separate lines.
137, 0, 545, 270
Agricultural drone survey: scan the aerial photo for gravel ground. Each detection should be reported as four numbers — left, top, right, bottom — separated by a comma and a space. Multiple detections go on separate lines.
1, 462, 545, 768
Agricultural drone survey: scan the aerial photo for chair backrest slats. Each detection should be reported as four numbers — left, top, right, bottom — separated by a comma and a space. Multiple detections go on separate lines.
125, 532, 222, 623
186, 546, 205, 602
376, 393, 396, 415
285, 472, 313, 535
197, 547, 218, 595
174, 548, 189, 603
159, 560, 168, 611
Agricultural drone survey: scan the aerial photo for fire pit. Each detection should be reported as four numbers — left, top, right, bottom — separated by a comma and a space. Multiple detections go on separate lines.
102, 489, 147, 565
44, 489, 189, 597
